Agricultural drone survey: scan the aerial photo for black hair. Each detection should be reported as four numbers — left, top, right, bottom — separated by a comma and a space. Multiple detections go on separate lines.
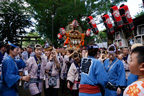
7, 45, 16, 54
88, 44, 99, 57
0, 44, 6, 49
131, 46, 144, 64
117, 51, 123, 55
34, 44, 42, 51
123, 47, 128, 50
21, 48, 24, 51
73, 52, 80, 58
109, 46, 115, 51
68, 49, 73, 54
103, 48, 106, 50
88, 48, 99, 57
102, 51, 106, 54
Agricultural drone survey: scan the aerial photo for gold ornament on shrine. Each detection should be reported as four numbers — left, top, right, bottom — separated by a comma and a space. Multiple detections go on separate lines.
57, 20, 86, 49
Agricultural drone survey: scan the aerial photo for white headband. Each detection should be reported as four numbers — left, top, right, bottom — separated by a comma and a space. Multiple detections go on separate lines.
107, 44, 116, 53
88, 45, 99, 49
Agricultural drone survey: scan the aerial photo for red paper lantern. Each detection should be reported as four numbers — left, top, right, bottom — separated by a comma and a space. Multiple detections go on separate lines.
102, 14, 114, 34
86, 29, 91, 36
119, 4, 134, 31
72, 20, 78, 28
110, 5, 123, 28
86, 16, 99, 34
57, 33, 62, 39
119, 41, 122, 46
60, 27, 66, 35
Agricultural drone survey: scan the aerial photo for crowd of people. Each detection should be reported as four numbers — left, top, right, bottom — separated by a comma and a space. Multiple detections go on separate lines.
0, 42, 144, 96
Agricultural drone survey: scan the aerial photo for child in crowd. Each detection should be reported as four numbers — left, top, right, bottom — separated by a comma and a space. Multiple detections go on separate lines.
123, 46, 144, 96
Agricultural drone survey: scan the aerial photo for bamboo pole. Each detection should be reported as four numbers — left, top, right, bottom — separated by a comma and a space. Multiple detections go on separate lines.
121, 28, 128, 46
97, 34, 105, 48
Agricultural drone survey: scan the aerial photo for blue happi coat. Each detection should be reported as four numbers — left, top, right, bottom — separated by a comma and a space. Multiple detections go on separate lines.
103, 57, 126, 96
14, 56, 26, 69
0, 55, 21, 96
79, 56, 108, 96
127, 73, 138, 86
0, 52, 3, 65
0, 51, 4, 73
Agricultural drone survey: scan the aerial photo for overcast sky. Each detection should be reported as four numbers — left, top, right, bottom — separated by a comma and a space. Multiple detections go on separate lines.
124, 0, 143, 17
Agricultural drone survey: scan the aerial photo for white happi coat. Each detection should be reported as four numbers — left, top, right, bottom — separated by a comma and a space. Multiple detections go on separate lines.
58, 55, 65, 80
58, 54, 64, 68
26, 56, 47, 95
44, 56, 61, 89
61, 55, 74, 80
67, 62, 80, 90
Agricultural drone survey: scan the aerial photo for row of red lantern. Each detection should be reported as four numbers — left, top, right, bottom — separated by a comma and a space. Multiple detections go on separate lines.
86, 4, 134, 37
119, 4, 134, 30
86, 16, 99, 35
58, 4, 134, 39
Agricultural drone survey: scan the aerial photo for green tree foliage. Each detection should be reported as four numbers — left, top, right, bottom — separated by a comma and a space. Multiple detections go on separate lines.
98, 31, 107, 42
134, 11, 144, 18
86, 31, 107, 44
26, 0, 126, 46
134, 3, 144, 18
0, 1, 32, 43
22, 32, 45, 47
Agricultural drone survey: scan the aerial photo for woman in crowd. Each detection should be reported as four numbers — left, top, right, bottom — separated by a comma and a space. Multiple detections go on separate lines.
0, 43, 30, 96
59, 49, 67, 96
67, 52, 81, 96
43, 46, 53, 96
26, 44, 47, 96
58, 49, 66, 69
45, 50, 60, 96
60, 48, 74, 95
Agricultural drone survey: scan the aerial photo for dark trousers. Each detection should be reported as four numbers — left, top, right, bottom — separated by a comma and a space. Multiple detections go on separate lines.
47, 86, 58, 96
61, 79, 66, 95
43, 80, 48, 96
43, 80, 58, 96
71, 90, 79, 96
32, 93, 41, 96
